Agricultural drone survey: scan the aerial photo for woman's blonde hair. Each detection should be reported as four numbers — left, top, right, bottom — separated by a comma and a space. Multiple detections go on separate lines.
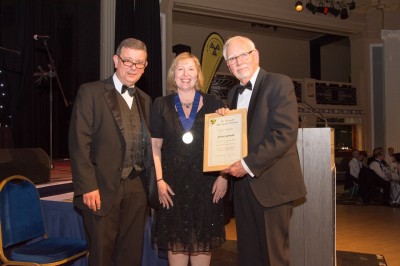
166, 52, 204, 94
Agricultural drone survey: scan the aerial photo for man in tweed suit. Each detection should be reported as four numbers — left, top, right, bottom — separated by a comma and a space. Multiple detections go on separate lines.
69, 38, 157, 266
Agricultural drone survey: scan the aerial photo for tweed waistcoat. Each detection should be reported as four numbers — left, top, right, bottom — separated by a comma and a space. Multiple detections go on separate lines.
117, 95, 143, 179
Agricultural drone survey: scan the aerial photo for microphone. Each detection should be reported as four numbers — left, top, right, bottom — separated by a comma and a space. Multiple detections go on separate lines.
33, 34, 50, 40
298, 101, 329, 127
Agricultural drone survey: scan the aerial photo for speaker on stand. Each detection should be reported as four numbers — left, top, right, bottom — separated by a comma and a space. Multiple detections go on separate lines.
0, 148, 50, 184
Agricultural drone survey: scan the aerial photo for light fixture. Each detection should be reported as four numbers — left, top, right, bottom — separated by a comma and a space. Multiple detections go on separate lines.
302, 0, 355, 19
295, 1, 303, 12
348, 0, 355, 10
340, 7, 349, 19
328, 6, 340, 17
294, 1, 303, 12
306, 2, 317, 14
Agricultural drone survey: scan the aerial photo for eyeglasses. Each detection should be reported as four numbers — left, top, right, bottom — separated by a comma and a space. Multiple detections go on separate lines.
117, 55, 147, 69
226, 50, 254, 66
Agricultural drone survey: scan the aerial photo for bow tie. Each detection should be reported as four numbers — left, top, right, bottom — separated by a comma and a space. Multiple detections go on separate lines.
121, 85, 135, 97
237, 81, 252, 94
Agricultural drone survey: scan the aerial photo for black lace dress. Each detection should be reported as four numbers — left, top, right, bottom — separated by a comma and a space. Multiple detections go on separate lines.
150, 93, 226, 253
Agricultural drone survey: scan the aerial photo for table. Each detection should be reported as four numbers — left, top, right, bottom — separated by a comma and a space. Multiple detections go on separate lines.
41, 200, 163, 266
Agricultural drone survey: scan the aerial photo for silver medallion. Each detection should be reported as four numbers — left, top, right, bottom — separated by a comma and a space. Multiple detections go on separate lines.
182, 132, 193, 144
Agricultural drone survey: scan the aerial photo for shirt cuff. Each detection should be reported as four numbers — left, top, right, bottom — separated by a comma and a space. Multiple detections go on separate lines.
241, 159, 254, 177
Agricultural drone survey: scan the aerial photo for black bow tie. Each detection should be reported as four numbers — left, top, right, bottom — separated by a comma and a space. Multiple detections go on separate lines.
121, 85, 135, 97
237, 81, 252, 94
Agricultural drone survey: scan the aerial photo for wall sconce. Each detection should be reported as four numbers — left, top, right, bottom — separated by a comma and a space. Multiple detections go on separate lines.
295, 1, 303, 12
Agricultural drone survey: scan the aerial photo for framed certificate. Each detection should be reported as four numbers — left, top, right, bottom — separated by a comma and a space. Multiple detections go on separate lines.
203, 109, 248, 172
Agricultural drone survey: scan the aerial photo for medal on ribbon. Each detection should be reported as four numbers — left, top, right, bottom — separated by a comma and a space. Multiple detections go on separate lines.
175, 92, 201, 144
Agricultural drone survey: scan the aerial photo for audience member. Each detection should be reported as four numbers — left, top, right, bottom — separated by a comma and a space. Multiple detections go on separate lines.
368, 149, 392, 204
390, 153, 400, 204
387, 147, 395, 163
367, 147, 389, 167
345, 149, 362, 190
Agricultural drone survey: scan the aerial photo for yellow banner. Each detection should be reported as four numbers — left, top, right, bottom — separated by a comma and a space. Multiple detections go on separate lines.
200, 33, 224, 93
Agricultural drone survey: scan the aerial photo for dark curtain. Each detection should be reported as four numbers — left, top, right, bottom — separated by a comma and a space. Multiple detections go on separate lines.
0, 0, 100, 158
115, 0, 162, 99
0, 0, 162, 159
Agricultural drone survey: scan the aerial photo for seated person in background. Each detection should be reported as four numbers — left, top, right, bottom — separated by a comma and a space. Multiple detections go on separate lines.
345, 149, 362, 190
368, 149, 392, 204
388, 147, 395, 163
390, 153, 400, 204
367, 147, 389, 167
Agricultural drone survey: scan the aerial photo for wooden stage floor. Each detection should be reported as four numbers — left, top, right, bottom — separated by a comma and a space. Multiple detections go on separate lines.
46, 160, 400, 266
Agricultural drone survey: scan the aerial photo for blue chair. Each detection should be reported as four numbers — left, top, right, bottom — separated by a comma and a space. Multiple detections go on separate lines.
0, 175, 88, 265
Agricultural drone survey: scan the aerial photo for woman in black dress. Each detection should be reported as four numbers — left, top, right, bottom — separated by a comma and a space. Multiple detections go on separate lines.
151, 52, 227, 265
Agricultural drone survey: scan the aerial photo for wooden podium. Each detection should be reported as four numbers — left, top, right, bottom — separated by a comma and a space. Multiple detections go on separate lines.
290, 128, 335, 266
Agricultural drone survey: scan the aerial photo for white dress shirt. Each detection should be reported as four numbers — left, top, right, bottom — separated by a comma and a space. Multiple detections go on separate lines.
113, 73, 134, 109
349, 157, 362, 178
237, 67, 260, 177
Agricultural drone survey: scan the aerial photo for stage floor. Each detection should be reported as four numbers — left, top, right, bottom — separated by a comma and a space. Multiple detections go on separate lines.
37, 159, 73, 201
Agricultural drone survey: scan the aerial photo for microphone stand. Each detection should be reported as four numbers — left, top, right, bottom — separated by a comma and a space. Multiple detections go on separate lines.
300, 100, 329, 127
36, 38, 68, 170
298, 104, 329, 128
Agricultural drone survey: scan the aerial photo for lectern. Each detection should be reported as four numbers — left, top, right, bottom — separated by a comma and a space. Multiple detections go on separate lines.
290, 128, 335, 266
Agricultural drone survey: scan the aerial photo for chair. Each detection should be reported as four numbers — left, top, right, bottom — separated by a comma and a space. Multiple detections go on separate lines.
0, 175, 88, 265
350, 182, 359, 198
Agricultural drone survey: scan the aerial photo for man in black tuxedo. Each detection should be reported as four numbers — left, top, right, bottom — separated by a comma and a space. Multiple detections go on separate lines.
218, 36, 307, 266
69, 38, 157, 266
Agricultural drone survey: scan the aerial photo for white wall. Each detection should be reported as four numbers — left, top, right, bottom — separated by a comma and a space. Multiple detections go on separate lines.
173, 21, 354, 82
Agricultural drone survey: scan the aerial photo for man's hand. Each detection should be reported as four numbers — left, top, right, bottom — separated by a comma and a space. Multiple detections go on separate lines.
83, 190, 101, 212
216, 107, 230, 116
222, 161, 247, 178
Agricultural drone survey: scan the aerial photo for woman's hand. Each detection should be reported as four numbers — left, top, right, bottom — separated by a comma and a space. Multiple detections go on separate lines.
158, 179, 175, 209
212, 175, 228, 203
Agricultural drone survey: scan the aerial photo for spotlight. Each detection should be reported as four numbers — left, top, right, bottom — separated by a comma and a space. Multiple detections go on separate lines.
295, 1, 303, 12
306, 2, 317, 14
340, 7, 348, 19
348, 0, 355, 10
328, 6, 340, 17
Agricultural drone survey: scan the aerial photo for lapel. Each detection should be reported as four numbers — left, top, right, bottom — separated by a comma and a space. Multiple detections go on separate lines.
246, 69, 266, 134
229, 87, 239, 110
103, 77, 125, 136
229, 69, 266, 134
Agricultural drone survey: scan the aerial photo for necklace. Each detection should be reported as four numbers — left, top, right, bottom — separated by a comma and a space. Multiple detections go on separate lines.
181, 102, 193, 108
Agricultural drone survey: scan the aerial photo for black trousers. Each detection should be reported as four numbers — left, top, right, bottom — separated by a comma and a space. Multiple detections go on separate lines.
234, 178, 293, 266
82, 176, 148, 266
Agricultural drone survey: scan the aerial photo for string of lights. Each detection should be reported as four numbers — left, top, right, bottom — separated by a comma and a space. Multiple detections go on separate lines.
0, 68, 11, 127
295, 0, 356, 19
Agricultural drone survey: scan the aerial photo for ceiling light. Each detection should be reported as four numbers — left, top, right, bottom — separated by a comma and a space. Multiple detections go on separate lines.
295, 1, 303, 12
348, 0, 355, 10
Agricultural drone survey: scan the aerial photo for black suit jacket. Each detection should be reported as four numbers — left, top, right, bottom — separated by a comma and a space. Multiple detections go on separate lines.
228, 68, 307, 207
69, 77, 158, 216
